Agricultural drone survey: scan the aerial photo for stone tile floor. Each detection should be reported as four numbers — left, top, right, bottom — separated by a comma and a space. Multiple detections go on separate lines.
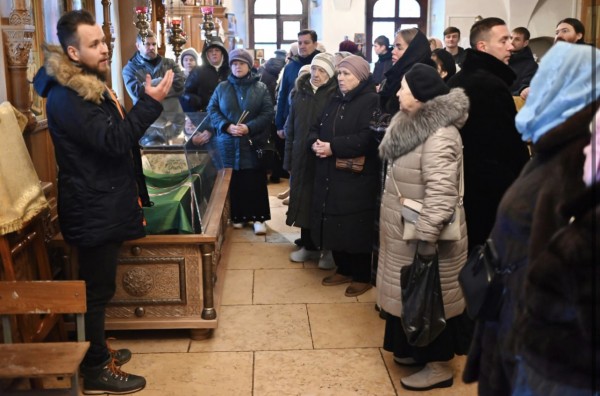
52, 180, 478, 395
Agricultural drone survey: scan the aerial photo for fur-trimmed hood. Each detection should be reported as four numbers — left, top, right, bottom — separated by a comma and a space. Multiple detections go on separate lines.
379, 88, 469, 161
34, 44, 106, 104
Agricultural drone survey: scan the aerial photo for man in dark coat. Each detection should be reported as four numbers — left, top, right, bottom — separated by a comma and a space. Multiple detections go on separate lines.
372, 35, 393, 86
275, 29, 320, 136
182, 36, 230, 112
447, 17, 530, 253
508, 27, 538, 96
33, 10, 173, 395
443, 26, 466, 67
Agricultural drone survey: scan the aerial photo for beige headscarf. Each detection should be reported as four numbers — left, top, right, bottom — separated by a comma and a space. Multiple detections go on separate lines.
0, 102, 48, 235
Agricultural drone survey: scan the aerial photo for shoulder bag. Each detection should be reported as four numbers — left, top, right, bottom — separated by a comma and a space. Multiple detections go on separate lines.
390, 160, 463, 241
458, 239, 507, 321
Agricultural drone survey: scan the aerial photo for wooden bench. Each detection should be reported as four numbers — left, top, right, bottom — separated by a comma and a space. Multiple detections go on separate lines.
0, 281, 89, 396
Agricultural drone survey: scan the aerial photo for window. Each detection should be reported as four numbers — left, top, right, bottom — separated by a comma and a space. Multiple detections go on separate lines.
366, 0, 428, 62
248, 0, 308, 59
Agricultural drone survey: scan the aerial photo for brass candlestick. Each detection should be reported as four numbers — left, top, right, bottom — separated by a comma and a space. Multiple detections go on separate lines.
201, 7, 215, 39
168, 20, 187, 62
134, 6, 150, 43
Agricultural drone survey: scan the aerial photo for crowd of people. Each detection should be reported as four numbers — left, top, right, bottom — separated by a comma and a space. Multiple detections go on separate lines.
34, 8, 598, 395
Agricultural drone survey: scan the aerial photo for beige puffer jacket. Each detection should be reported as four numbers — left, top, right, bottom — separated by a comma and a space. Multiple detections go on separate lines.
376, 88, 469, 319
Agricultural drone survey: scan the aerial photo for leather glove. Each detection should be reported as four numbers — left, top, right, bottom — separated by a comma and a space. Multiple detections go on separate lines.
417, 241, 436, 261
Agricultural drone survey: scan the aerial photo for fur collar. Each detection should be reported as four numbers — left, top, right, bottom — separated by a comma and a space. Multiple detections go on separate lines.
379, 88, 469, 161
43, 44, 106, 104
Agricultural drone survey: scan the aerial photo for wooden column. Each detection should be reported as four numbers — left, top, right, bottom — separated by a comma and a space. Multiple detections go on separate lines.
2, 0, 36, 131
101, 0, 115, 88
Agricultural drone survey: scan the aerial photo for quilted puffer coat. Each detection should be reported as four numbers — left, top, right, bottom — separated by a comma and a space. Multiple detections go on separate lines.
376, 88, 469, 319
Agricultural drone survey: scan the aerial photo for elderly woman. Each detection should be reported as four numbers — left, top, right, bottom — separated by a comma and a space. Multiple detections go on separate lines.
308, 55, 380, 297
379, 28, 434, 115
377, 64, 470, 391
285, 53, 339, 269
463, 42, 600, 396
207, 48, 274, 235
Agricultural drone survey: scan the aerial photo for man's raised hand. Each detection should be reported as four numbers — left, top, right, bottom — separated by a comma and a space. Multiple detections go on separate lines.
145, 70, 174, 102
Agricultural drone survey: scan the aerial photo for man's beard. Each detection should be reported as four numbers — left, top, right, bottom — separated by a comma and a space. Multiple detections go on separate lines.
79, 62, 108, 82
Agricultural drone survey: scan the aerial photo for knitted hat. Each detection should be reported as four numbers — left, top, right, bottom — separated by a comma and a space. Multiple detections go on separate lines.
289, 43, 299, 57
404, 63, 449, 102
298, 64, 311, 77
337, 55, 370, 81
339, 39, 359, 53
432, 49, 456, 80
274, 49, 287, 59
311, 53, 335, 78
334, 51, 353, 66
180, 48, 198, 66
229, 48, 253, 68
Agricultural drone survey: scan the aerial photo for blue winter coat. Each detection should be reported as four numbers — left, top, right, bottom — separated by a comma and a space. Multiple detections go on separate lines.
33, 46, 163, 247
207, 73, 274, 170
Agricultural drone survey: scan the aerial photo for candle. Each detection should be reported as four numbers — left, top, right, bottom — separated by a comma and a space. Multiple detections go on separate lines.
135, 6, 148, 13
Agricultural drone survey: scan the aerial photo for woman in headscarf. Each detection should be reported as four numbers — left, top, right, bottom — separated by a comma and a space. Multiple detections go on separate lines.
511, 112, 600, 396
207, 48, 273, 235
379, 28, 434, 115
463, 42, 600, 395
377, 64, 470, 391
308, 55, 380, 297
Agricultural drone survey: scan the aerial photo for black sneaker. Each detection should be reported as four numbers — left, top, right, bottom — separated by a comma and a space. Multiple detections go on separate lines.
82, 358, 146, 395
107, 338, 131, 366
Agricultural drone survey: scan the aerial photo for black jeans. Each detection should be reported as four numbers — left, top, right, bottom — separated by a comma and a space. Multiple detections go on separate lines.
331, 251, 372, 283
301, 227, 318, 251
77, 242, 122, 367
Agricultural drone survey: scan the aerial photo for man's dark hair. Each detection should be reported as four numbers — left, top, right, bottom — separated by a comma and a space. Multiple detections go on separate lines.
512, 27, 531, 41
298, 29, 317, 42
557, 17, 586, 43
374, 35, 390, 47
470, 17, 506, 48
443, 26, 461, 37
57, 9, 96, 53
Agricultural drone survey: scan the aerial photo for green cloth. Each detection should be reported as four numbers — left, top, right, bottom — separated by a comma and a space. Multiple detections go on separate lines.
143, 174, 200, 234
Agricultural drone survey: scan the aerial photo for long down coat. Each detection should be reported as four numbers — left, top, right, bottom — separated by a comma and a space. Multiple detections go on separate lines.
376, 88, 469, 319
284, 73, 338, 228
308, 80, 380, 253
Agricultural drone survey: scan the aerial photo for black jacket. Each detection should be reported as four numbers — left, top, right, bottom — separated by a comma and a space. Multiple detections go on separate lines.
284, 73, 338, 229
447, 49, 530, 251
33, 45, 162, 247
182, 37, 230, 112
372, 49, 393, 85
259, 57, 286, 104
308, 80, 380, 252
508, 46, 538, 95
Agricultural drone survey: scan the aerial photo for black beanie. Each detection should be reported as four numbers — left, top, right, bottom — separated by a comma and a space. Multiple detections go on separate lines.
404, 63, 449, 102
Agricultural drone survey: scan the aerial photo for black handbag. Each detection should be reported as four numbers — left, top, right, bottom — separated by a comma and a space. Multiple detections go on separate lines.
458, 239, 505, 321
400, 248, 446, 347
247, 136, 275, 170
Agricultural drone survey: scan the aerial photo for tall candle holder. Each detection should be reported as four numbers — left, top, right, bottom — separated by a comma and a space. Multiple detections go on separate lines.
168, 18, 187, 62
201, 6, 216, 39
134, 6, 150, 43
